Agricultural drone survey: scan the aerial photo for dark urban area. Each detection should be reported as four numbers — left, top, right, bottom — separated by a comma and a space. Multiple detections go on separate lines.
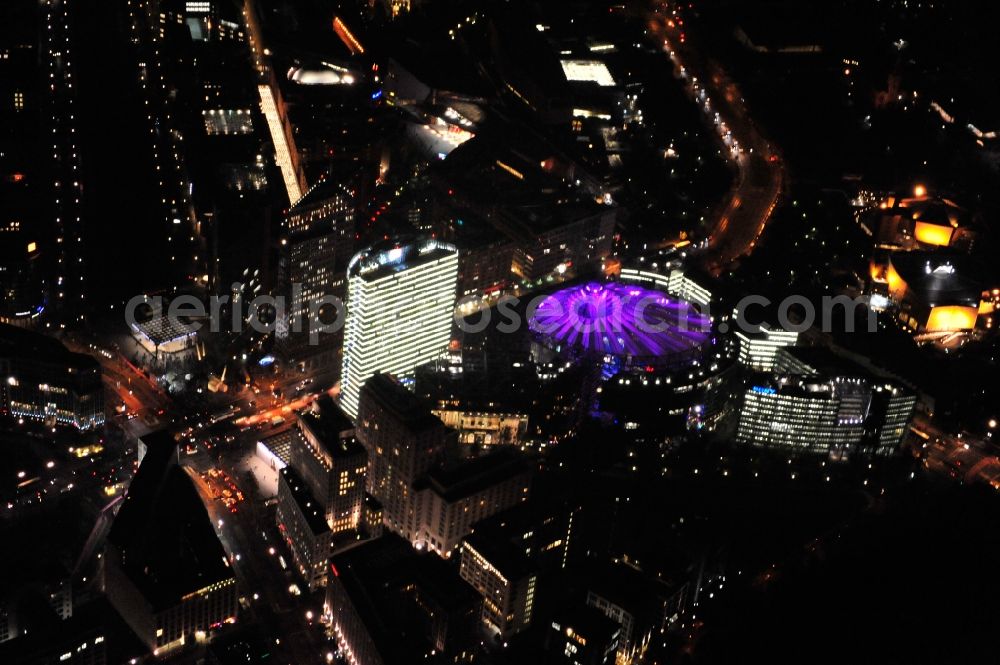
1, 0, 999, 663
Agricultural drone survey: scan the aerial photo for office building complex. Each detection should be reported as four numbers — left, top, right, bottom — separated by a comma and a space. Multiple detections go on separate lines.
412, 449, 533, 557
355, 374, 450, 540
735, 327, 800, 371
340, 239, 459, 418
278, 398, 369, 588
275, 182, 355, 368
737, 347, 917, 459
0, 324, 104, 431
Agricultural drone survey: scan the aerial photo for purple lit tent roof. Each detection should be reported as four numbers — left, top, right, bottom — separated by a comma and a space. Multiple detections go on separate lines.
528, 282, 712, 363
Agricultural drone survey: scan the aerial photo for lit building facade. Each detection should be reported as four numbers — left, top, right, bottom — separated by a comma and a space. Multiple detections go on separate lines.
412, 450, 532, 557
459, 539, 537, 639
735, 327, 800, 371
277, 467, 334, 590
340, 239, 459, 418
275, 184, 355, 368
0, 324, 104, 431
737, 381, 864, 457
355, 374, 450, 541
737, 370, 916, 460
432, 409, 529, 447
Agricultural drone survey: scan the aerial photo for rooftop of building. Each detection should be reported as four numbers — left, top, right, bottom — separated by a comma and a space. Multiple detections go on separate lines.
347, 237, 458, 282
130, 311, 200, 347
890, 252, 989, 307
330, 534, 474, 664
777, 346, 874, 379
0, 323, 100, 373
359, 373, 449, 435
746, 376, 838, 401
462, 527, 535, 583
279, 467, 330, 536
298, 396, 362, 460
584, 559, 683, 619
107, 431, 233, 611
288, 176, 353, 214
550, 603, 621, 645
418, 448, 531, 504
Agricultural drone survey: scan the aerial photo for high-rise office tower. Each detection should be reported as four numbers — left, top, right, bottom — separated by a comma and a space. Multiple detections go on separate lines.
340, 238, 459, 418
355, 374, 450, 540
275, 182, 355, 370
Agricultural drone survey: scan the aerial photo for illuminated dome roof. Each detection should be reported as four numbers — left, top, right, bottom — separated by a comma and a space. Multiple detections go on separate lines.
528, 282, 713, 368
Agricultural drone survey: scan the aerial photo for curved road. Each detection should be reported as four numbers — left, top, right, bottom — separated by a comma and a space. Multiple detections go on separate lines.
647, 2, 785, 274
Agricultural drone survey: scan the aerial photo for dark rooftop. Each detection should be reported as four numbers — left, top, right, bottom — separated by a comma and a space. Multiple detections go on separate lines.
330, 534, 470, 665
777, 346, 873, 378
359, 373, 449, 434
890, 252, 988, 308
419, 448, 531, 503
279, 467, 330, 536
298, 396, 363, 460
107, 431, 233, 610
0, 323, 100, 372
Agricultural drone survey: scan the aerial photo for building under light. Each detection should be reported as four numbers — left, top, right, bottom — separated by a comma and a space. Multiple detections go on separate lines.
130, 313, 199, 356
880, 252, 995, 335
355, 374, 450, 542
734, 327, 800, 372
412, 449, 532, 557
736, 347, 917, 460
872, 194, 976, 253
459, 535, 537, 640
0, 233, 46, 329
258, 81, 306, 204
527, 277, 728, 435
276, 467, 335, 590
340, 239, 459, 418
275, 181, 355, 369
0, 323, 104, 431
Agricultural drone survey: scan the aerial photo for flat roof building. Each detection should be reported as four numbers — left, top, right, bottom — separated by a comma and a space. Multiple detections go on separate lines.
0, 323, 104, 431
340, 238, 459, 418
